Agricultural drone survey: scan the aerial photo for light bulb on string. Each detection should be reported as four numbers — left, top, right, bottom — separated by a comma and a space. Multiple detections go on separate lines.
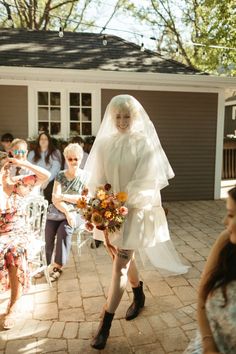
59, 26, 64, 38
175, 47, 179, 56
202, 50, 207, 60
140, 42, 145, 52
102, 35, 107, 46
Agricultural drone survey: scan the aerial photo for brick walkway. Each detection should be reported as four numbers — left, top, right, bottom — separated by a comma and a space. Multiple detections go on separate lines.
0, 199, 225, 354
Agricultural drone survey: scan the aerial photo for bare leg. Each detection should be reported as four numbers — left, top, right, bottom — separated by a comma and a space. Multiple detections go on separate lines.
127, 254, 140, 288
106, 249, 134, 314
4, 265, 23, 329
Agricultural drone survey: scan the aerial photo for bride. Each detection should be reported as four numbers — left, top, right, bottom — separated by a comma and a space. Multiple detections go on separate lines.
84, 94, 189, 350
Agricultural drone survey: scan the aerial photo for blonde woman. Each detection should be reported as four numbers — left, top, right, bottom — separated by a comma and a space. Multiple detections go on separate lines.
45, 143, 87, 282
0, 138, 50, 329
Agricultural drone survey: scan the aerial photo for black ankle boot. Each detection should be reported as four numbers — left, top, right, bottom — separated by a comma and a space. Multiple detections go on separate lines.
91, 310, 114, 350
125, 281, 145, 321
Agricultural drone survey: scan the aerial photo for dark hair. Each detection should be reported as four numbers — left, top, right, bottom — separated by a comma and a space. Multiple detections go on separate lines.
71, 136, 85, 145
1, 133, 14, 142
84, 136, 96, 153
33, 132, 60, 165
203, 186, 236, 305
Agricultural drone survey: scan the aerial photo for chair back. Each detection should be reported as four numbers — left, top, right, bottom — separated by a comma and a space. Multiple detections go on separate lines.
24, 196, 48, 239
23, 196, 51, 286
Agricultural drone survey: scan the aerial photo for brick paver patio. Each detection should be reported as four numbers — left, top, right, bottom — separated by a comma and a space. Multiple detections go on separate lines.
0, 199, 226, 354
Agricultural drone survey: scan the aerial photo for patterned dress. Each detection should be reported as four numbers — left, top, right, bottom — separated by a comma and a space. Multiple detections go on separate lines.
184, 281, 236, 354
0, 175, 38, 292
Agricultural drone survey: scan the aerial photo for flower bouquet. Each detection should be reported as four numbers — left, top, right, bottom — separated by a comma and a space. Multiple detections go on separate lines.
76, 183, 128, 258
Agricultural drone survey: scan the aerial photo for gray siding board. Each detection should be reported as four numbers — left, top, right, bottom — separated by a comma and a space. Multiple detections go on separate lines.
0, 85, 28, 139
101, 89, 218, 201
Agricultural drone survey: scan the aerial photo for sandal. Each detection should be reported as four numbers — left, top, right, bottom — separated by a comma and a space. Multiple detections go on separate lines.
49, 267, 62, 282
34, 271, 44, 279
3, 313, 15, 330
3, 300, 20, 330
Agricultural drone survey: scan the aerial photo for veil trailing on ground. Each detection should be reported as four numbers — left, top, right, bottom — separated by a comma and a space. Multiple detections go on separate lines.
84, 94, 174, 190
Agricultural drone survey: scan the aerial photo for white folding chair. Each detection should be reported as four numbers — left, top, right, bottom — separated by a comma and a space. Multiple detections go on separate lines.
75, 223, 94, 256
24, 196, 52, 287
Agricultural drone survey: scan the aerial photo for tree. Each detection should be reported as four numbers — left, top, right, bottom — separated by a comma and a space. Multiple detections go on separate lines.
120, 0, 236, 75
0, 0, 104, 31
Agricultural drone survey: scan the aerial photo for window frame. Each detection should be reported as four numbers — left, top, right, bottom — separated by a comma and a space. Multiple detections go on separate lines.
28, 84, 101, 141
232, 106, 236, 121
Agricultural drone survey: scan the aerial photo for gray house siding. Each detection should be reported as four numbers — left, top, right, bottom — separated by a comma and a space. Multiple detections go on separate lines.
101, 89, 218, 201
0, 85, 28, 139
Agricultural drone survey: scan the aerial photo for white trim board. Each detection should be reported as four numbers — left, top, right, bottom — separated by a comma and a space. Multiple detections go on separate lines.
0, 79, 226, 95
225, 100, 236, 106
214, 90, 225, 199
1, 66, 236, 89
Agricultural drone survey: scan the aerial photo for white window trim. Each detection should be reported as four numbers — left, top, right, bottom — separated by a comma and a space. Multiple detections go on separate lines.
232, 106, 236, 120
28, 83, 101, 140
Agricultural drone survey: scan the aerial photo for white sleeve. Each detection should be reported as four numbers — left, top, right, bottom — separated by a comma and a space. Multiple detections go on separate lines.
85, 140, 106, 193
126, 140, 160, 209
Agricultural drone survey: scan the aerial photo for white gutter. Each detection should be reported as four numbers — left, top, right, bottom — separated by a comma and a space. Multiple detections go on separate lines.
0, 66, 236, 89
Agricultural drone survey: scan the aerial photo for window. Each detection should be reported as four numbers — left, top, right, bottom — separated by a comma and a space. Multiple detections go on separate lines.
37, 92, 61, 135
69, 92, 92, 137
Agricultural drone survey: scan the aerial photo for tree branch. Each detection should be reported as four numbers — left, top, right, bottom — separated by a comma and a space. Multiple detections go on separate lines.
99, 0, 122, 33
72, 0, 93, 31
49, 0, 77, 11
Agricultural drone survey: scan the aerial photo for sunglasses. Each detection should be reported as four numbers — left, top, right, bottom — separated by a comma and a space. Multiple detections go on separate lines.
13, 149, 26, 155
67, 157, 79, 162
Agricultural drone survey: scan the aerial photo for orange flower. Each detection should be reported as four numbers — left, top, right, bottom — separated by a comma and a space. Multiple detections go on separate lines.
116, 192, 128, 203
77, 197, 87, 209
101, 200, 108, 208
91, 212, 103, 226
96, 189, 106, 200
104, 211, 113, 220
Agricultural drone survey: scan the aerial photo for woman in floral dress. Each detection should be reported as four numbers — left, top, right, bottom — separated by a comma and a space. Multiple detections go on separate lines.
0, 138, 50, 329
184, 186, 236, 354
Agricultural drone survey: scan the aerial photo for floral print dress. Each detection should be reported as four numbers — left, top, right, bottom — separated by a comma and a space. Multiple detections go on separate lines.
0, 175, 38, 292
184, 281, 236, 354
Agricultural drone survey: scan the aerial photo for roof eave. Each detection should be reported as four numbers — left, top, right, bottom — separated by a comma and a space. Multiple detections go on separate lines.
0, 66, 235, 89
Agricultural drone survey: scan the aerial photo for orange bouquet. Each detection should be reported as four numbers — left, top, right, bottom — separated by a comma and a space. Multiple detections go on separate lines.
77, 183, 128, 233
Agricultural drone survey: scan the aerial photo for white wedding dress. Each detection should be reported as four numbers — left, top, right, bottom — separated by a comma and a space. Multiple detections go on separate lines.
88, 131, 189, 275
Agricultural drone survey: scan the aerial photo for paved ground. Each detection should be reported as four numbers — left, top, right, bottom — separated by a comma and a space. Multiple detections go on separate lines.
0, 199, 226, 354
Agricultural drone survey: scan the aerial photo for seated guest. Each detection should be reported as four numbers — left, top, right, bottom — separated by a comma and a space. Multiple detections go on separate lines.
0, 142, 50, 329
45, 143, 86, 282
0, 133, 14, 168
184, 186, 236, 354
0, 133, 14, 153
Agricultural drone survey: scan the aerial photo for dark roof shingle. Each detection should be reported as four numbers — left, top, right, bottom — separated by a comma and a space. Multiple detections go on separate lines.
0, 28, 202, 74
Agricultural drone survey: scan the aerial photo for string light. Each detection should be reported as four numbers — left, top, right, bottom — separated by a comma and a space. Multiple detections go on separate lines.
1, 1, 235, 59
58, 26, 64, 38
102, 34, 107, 46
